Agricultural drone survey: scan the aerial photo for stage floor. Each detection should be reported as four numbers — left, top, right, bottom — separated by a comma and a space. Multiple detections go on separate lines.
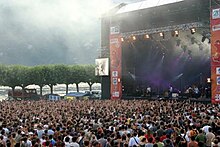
121, 96, 211, 103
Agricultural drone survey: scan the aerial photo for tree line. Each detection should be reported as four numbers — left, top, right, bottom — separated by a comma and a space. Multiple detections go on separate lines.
0, 64, 100, 96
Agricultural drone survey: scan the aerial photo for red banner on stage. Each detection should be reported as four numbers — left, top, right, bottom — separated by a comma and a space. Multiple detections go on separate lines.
110, 26, 122, 99
211, 7, 220, 103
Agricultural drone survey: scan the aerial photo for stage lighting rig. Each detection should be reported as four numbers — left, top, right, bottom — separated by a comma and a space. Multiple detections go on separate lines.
121, 22, 205, 38
121, 37, 124, 42
145, 34, 150, 39
173, 30, 179, 37
132, 35, 136, 41
159, 32, 165, 39
190, 28, 196, 34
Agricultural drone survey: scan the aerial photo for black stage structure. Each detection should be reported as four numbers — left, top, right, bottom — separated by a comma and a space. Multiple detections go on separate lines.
100, 0, 214, 100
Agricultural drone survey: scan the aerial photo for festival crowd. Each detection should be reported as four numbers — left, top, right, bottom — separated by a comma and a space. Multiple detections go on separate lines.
0, 100, 219, 147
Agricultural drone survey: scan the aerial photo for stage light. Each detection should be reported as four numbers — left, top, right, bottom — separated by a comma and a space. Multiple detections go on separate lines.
174, 30, 179, 37
121, 37, 124, 42
201, 36, 206, 42
132, 35, 136, 41
159, 32, 164, 39
190, 28, 196, 34
145, 34, 150, 39
207, 78, 211, 83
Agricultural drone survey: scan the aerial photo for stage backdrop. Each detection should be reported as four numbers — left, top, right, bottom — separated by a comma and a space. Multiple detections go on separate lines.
110, 26, 122, 99
211, 7, 220, 103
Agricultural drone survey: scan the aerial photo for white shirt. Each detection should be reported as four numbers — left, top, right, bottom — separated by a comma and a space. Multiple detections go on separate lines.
47, 129, 54, 136
202, 125, 211, 134
3, 128, 9, 134
129, 136, 140, 147
64, 136, 73, 143
70, 142, 80, 147
185, 131, 190, 142
26, 139, 32, 147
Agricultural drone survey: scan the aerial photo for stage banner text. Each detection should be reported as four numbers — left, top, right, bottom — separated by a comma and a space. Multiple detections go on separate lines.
110, 26, 122, 99
211, 7, 220, 103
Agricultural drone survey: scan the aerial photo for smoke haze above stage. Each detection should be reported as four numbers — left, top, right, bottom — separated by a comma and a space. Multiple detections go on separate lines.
122, 30, 211, 94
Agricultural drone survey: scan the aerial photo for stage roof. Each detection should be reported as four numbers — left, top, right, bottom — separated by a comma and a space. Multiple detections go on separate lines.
116, 0, 184, 14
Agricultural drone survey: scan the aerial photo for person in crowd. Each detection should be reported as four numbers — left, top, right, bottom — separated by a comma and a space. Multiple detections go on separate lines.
206, 128, 215, 147
188, 136, 198, 147
145, 137, 154, 147
155, 137, 164, 147
195, 129, 206, 146
139, 137, 147, 147
128, 132, 140, 147
0, 99, 219, 147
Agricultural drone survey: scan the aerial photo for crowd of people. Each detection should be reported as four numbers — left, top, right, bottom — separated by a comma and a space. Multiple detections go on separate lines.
0, 100, 219, 147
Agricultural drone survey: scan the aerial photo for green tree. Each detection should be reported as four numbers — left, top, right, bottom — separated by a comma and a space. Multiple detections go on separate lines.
0, 64, 7, 86
44, 65, 57, 94
69, 65, 84, 92
83, 65, 100, 91
62, 65, 73, 94
53, 64, 69, 94
31, 65, 48, 96
4, 65, 24, 96
17, 66, 32, 90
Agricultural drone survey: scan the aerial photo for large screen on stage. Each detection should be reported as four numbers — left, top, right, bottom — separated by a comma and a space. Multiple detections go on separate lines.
95, 58, 109, 76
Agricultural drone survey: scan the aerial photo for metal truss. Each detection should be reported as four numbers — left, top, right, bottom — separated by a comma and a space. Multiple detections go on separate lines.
121, 22, 208, 37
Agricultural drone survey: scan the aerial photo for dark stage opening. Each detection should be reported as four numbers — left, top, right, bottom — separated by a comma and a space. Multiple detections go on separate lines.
121, 30, 211, 97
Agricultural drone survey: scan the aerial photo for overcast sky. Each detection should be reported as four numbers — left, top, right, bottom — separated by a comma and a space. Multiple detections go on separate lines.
0, 0, 141, 65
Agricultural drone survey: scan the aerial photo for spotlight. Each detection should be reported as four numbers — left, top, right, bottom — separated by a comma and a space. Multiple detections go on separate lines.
207, 78, 211, 83
159, 32, 164, 39
190, 28, 196, 34
145, 34, 150, 39
121, 37, 124, 42
132, 35, 136, 41
201, 36, 206, 42
174, 30, 179, 37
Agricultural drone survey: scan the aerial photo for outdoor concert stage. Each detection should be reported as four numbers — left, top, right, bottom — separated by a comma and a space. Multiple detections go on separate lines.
99, 0, 216, 101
